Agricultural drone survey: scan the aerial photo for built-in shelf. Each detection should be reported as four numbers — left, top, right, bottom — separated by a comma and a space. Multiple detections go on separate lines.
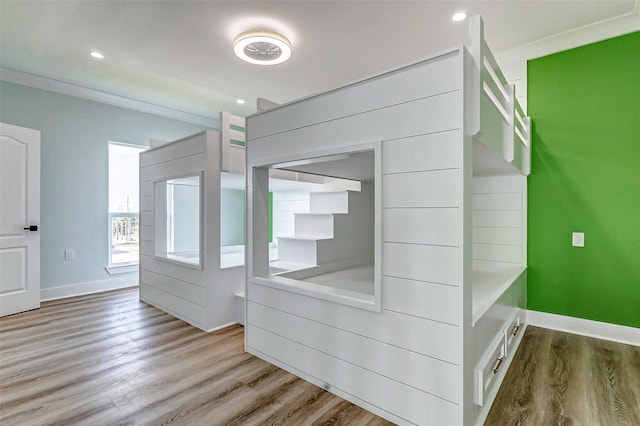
291, 264, 374, 295
472, 266, 526, 325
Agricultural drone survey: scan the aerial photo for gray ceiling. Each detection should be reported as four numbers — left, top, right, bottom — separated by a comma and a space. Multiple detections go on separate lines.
1, 1, 637, 120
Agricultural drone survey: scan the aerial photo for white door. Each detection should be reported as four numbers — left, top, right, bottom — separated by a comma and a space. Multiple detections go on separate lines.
0, 122, 41, 317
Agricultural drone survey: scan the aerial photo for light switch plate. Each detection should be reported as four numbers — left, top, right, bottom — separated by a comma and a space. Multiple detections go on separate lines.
64, 249, 75, 261
572, 232, 584, 247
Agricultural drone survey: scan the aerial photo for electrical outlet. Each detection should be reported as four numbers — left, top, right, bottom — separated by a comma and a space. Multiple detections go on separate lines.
571, 232, 584, 247
64, 249, 75, 261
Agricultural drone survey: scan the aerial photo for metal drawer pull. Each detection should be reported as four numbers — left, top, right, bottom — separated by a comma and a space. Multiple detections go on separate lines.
512, 325, 520, 336
492, 357, 504, 375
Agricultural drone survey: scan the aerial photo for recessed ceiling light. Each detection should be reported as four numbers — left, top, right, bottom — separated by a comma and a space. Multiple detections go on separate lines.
233, 30, 292, 65
452, 12, 468, 22
236, 99, 245, 104
90, 50, 104, 59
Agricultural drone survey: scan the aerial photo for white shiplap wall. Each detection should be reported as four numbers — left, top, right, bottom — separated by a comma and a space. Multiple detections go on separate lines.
139, 134, 208, 328
472, 175, 526, 270
139, 131, 243, 332
246, 49, 465, 426
246, 42, 529, 424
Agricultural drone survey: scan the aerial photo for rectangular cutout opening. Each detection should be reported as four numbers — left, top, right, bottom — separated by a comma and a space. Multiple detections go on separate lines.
250, 144, 382, 312
154, 174, 202, 268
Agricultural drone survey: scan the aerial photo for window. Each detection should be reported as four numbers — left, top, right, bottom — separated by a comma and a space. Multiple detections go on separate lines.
108, 142, 145, 269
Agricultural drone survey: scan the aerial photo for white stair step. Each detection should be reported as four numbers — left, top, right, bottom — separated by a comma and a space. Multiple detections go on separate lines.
310, 191, 349, 214
277, 236, 350, 266
277, 236, 323, 265
294, 213, 334, 238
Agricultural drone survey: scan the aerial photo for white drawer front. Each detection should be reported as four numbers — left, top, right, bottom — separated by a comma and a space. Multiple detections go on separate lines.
504, 309, 523, 355
475, 335, 506, 406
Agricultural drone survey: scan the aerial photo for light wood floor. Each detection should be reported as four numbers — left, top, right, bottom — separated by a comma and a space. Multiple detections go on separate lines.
1, 289, 638, 425
0, 288, 393, 425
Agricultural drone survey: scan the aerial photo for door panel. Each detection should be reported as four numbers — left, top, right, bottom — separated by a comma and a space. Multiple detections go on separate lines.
0, 122, 40, 317
0, 135, 27, 235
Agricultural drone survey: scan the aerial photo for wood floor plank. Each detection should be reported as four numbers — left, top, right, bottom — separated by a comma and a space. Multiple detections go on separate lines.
2, 289, 637, 426
312, 399, 381, 426
485, 326, 640, 426
258, 380, 335, 425
0, 288, 393, 426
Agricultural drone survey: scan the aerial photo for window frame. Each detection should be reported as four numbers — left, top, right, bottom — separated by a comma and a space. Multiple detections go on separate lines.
152, 172, 204, 270
106, 141, 146, 273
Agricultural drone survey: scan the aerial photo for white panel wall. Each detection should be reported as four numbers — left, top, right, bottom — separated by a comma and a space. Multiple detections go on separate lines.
139, 131, 243, 332
248, 94, 460, 165
139, 134, 208, 329
243, 31, 536, 425
249, 325, 459, 425
472, 175, 526, 270
247, 49, 465, 425
248, 50, 461, 141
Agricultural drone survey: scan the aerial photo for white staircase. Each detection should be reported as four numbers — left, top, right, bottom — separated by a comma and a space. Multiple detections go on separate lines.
276, 183, 374, 267
309, 191, 349, 214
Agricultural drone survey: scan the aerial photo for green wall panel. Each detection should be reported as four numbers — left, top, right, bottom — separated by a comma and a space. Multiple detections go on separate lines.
527, 31, 640, 328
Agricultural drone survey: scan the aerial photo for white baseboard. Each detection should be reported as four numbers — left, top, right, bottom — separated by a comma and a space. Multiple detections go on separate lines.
40, 275, 139, 302
205, 321, 240, 333
527, 310, 640, 347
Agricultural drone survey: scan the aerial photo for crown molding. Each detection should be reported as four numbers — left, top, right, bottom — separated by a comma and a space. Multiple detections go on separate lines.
496, 4, 640, 65
0, 68, 219, 128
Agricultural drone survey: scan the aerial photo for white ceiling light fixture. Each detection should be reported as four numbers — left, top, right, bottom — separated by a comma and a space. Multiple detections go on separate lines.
236, 99, 245, 104
89, 50, 104, 59
233, 30, 292, 65
451, 12, 468, 22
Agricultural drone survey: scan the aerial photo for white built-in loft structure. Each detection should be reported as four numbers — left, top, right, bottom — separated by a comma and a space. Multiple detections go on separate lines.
245, 17, 531, 425
138, 112, 247, 331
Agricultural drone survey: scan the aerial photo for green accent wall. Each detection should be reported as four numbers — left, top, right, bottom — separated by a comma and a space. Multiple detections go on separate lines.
527, 31, 640, 328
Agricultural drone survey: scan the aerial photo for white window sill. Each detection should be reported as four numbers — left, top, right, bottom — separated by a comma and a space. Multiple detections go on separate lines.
106, 263, 139, 275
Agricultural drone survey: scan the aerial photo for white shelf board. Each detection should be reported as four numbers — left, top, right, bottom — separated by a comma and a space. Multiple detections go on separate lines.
268, 260, 311, 274
277, 235, 332, 242
302, 264, 374, 296
472, 266, 526, 325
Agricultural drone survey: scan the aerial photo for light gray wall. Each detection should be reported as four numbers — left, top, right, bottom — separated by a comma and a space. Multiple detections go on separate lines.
220, 188, 244, 247
0, 81, 215, 289
172, 183, 200, 252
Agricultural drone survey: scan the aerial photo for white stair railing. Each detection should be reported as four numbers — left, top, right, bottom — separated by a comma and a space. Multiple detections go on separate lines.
220, 111, 246, 174
469, 15, 532, 175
